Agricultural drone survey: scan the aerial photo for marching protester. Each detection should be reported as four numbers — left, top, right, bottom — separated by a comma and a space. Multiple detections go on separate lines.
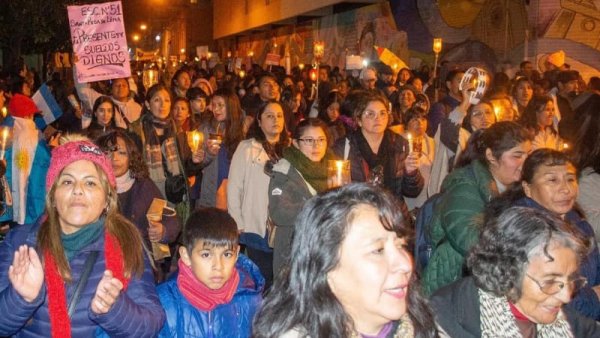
0, 93, 50, 226
96, 129, 181, 282
431, 207, 599, 336
253, 184, 439, 338
227, 100, 290, 290
0, 135, 164, 337
157, 208, 263, 338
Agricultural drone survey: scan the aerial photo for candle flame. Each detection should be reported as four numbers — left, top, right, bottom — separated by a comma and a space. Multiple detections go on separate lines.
493, 106, 501, 120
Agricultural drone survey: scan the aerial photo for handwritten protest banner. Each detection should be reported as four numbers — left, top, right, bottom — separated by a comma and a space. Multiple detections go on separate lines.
68, 1, 130, 83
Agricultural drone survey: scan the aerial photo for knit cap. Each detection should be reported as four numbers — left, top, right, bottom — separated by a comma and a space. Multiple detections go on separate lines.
46, 140, 116, 191
8, 94, 39, 119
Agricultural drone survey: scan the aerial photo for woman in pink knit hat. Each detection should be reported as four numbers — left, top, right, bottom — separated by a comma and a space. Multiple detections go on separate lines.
0, 134, 164, 337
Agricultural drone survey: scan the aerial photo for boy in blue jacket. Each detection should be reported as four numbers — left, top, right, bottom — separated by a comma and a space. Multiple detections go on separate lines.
157, 207, 264, 338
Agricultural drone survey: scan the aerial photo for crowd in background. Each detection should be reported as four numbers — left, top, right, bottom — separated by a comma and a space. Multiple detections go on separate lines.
0, 50, 599, 337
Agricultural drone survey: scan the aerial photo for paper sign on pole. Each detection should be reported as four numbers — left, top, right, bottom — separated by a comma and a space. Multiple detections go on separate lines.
196, 46, 209, 58
346, 55, 363, 70
135, 48, 159, 61
68, 1, 131, 83
265, 53, 281, 66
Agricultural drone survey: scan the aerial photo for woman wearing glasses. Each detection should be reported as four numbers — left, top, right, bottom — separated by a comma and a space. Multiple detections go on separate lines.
266, 118, 338, 275
487, 148, 600, 320
431, 207, 599, 337
331, 91, 423, 223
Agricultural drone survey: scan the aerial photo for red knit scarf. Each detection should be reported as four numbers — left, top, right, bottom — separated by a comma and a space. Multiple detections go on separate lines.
44, 231, 128, 338
177, 259, 239, 311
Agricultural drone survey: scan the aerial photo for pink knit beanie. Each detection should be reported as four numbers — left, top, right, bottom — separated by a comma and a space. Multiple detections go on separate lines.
46, 140, 116, 191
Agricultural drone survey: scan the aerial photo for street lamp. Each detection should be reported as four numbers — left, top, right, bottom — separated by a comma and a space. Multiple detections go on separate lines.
313, 40, 325, 103
432, 38, 442, 101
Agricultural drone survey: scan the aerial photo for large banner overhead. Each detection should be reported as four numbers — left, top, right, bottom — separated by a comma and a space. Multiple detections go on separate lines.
68, 1, 131, 83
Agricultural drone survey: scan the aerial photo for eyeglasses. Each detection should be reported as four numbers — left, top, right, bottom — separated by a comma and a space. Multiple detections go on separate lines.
297, 138, 327, 147
526, 273, 588, 295
362, 110, 390, 120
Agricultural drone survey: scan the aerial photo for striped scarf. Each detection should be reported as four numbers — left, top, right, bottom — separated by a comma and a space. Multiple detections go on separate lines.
142, 116, 181, 183
478, 288, 574, 338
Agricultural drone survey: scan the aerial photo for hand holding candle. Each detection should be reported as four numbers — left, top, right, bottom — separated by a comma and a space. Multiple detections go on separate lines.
0, 127, 10, 161
407, 133, 413, 153
187, 130, 204, 153
328, 160, 350, 188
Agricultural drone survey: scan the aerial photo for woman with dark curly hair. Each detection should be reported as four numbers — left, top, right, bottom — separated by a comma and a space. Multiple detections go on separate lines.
431, 206, 599, 337
519, 95, 562, 151
96, 130, 181, 281
253, 183, 439, 338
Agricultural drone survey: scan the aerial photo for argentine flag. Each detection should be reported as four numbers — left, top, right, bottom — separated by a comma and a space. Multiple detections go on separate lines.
31, 84, 63, 130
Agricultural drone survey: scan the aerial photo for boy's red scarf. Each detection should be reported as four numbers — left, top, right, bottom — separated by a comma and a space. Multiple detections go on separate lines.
177, 259, 239, 311
43, 231, 128, 338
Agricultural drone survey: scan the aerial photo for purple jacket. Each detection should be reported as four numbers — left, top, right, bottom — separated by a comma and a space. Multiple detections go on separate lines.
0, 220, 165, 337
118, 177, 181, 246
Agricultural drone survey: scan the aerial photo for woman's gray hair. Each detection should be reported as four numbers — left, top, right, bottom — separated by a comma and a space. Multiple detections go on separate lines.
467, 206, 591, 302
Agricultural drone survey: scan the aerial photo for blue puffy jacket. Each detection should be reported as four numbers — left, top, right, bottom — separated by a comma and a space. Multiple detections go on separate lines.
157, 254, 264, 338
0, 220, 166, 337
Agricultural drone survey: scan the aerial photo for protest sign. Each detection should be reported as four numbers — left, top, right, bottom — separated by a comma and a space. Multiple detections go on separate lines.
265, 53, 281, 66
68, 1, 130, 83
135, 48, 159, 61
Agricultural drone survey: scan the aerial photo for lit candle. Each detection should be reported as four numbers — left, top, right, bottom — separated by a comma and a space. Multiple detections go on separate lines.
0, 127, 9, 160
298, 63, 305, 70
227, 51, 232, 58
188, 131, 204, 153
563, 142, 569, 151
494, 106, 501, 120
239, 70, 246, 79
193, 132, 201, 152
407, 133, 413, 153
1, 107, 6, 118
335, 160, 343, 186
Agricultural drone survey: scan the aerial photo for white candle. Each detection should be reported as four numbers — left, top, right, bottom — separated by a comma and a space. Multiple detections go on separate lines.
336, 161, 343, 186
0, 127, 9, 160
192, 131, 201, 152
407, 133, 413, 153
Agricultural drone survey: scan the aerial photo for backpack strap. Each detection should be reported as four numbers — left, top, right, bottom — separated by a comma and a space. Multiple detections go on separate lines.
67, 251, 99, 318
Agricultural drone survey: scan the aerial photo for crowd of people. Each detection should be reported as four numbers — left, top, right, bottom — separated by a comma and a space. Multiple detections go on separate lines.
0, 48, 599, 337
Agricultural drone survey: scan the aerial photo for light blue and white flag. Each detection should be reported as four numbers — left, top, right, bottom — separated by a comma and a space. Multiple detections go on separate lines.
32, 83, 63, 129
